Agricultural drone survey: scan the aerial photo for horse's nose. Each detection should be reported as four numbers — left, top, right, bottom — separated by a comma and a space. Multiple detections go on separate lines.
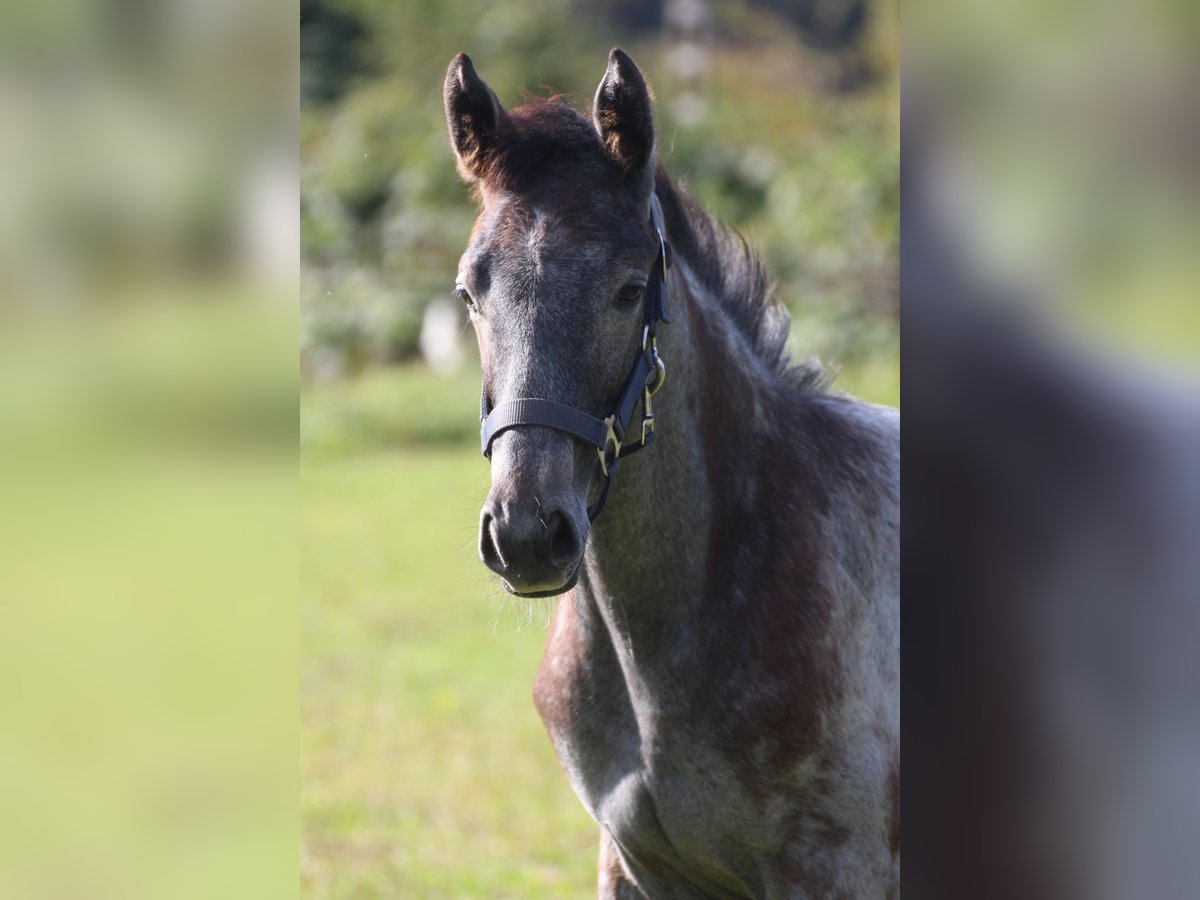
479, 500, 583, 595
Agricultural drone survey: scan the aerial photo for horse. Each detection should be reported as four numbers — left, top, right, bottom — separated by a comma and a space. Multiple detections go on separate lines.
443, 48, 899, 898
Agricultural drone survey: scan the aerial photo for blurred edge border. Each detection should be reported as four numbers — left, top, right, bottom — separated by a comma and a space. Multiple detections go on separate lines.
0, 0, 1197, 897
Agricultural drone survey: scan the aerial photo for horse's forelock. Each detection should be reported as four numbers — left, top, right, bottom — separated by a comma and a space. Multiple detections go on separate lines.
473, 98, 827, 393
477, 98, 615, 195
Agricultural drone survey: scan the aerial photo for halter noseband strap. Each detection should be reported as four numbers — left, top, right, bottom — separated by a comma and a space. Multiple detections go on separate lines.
479, 199, 672, 522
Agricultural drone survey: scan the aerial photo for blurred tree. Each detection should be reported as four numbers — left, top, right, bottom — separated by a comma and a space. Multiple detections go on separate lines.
574, 0, 662, 32
300, 0, 897, 382
301, 0, 374, 106
761, 0, 866, 51
584, 0, 869, 54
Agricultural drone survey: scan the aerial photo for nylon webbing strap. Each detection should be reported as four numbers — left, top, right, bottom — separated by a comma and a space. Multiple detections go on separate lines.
481, 398, 609, 457
479, 337, 656, 458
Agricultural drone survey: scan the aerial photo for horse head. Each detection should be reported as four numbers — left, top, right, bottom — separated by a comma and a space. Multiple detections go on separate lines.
444, 49, 667, 597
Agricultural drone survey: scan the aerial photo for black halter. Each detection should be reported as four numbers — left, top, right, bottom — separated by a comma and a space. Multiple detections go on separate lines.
480, 201, 672, 521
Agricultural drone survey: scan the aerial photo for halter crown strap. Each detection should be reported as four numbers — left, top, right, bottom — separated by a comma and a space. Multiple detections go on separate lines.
479, 199, 671, 521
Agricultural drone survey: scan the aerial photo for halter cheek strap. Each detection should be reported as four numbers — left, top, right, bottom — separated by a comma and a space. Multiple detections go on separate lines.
479, 199, 672, 522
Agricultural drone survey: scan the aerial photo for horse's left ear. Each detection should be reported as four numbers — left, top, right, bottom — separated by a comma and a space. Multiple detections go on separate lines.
593, 48, 656, 187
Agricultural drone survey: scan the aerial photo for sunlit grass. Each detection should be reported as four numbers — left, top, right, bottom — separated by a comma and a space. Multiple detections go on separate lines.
300, 448, 597, 898
301, 365, 482, 456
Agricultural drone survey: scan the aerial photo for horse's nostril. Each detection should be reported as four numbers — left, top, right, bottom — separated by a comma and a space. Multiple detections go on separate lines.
480, 500, 583, 590
479, 510, 505, 572
547, 511, 581, 566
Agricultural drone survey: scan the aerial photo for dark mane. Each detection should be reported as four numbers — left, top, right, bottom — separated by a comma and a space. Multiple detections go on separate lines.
483, 97, 826, 392
654, 166, 827, 392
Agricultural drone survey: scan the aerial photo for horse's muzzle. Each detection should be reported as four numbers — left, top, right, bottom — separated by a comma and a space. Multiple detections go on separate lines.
479, 498, 585, 597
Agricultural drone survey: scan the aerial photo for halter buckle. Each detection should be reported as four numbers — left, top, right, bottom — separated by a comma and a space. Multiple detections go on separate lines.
597, 414, 621, 477
641, 387, 655, 445
647, 354, 666, 398
641, 328, 666, 383
640, 347, 666, 445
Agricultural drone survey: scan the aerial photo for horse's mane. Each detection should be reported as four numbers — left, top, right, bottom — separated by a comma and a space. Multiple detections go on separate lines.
486, 97, 826, 392
652, 166, 827, 392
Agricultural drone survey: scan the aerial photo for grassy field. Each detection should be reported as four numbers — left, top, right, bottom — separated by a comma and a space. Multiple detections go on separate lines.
300, 355, 897, 897
301, 444, 600, 897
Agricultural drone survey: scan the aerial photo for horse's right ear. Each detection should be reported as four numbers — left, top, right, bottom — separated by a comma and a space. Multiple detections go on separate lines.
444, 53, 505, 182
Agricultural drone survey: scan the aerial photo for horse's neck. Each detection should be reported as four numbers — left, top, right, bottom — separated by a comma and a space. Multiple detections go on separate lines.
576, 254, 758, 659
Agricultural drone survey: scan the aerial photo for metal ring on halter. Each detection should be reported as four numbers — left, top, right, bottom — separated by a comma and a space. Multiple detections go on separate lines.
647, 354, 666, 398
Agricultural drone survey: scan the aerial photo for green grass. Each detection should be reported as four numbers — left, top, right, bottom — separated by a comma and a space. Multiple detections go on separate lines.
301, 365, 483, 455
301, 448, 598, 898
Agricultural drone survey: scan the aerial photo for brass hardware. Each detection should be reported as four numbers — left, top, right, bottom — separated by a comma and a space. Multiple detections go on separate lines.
597, 414, 621, 477
640, 386, 655, 444
647, 353, 666, 398
642, 326, 666, 395
639, 339, 666, 445
641, 414, 655, 444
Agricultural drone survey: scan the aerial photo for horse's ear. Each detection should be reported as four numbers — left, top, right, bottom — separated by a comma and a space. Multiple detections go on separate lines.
592, 48, 656, 186
444, 53, 505, 182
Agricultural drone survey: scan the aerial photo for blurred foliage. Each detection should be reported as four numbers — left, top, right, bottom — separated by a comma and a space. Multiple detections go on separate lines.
301, 0, 374, 106
0, 0, 298, 895
301, 0, 899, 385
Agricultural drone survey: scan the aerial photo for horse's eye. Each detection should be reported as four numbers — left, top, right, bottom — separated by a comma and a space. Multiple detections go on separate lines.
614, 283, 644, 308
455, 286, 475, 309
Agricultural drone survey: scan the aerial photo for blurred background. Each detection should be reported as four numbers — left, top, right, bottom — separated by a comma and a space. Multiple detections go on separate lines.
0, 0, 295, 898
904, 1, 1199, 898
9, 0, 1192, 896
299, 0, 898, 895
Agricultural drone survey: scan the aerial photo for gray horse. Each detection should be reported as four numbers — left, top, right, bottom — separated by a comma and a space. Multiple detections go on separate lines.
444, 48, 899, 898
